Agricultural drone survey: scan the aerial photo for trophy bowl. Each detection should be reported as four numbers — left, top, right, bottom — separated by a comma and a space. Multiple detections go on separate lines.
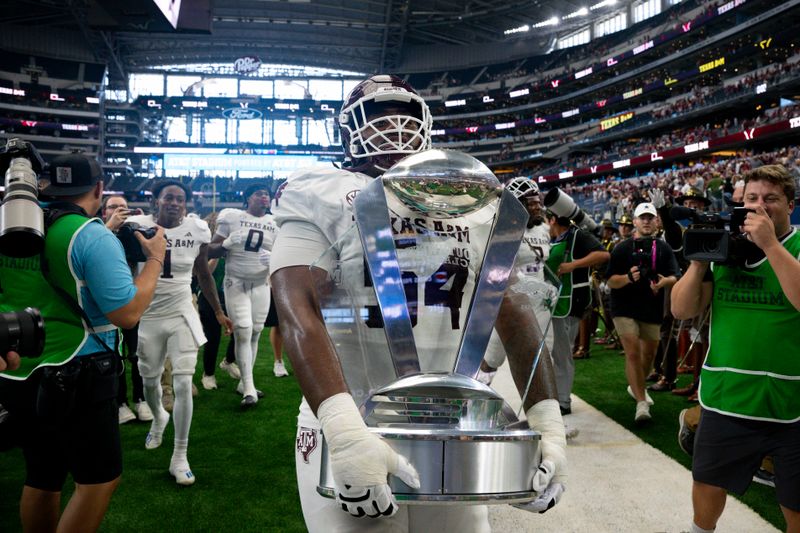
382, 149, 502, 219
317, 373, 541, 505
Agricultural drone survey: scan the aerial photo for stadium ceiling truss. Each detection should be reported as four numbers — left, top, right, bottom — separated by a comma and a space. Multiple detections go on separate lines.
4, 0, 616, 76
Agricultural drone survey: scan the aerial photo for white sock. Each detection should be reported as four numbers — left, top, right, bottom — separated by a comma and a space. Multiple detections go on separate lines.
172, 438, 189, 467
143, 376, 169, 434
172, 374, 193, 443
234, 326, 257, 397
251, 326, 263, 370
691, 523, 715, 533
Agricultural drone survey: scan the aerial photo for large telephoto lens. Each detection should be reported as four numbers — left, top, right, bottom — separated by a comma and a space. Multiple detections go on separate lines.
543, 188, 598, 233
0, 156, 45, 257
0, 307, 45, 357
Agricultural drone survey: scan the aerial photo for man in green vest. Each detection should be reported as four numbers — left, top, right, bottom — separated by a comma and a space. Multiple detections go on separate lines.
545, 211, 609, 415
672, 164, 800, 533
0, 153, 166, 532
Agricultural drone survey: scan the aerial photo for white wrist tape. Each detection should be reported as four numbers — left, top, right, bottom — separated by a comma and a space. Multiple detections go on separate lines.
526, 399, 567, 488
318, 393, 408, 487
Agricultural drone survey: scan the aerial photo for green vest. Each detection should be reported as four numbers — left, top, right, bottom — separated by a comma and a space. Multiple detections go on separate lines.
700, 229, 800, 422
0, 214, 98, 379
545, 229, 591, 318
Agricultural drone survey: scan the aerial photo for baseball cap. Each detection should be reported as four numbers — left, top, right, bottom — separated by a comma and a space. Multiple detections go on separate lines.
40, 153, 102, 197
634, 202, 657, 218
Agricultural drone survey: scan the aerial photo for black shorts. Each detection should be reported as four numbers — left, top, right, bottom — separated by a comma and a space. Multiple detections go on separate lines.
693, 408, 800, 511
265, 290, 279, 328
21, 353, 122, 491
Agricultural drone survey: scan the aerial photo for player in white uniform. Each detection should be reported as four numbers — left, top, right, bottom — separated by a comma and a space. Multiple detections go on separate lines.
269, 76, 568, 532
128, 180, 233, 485
208, 183, 277, 407
480, 177, 554, 384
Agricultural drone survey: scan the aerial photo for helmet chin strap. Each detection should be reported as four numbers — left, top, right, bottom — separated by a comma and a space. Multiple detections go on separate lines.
348, 153, 407, 176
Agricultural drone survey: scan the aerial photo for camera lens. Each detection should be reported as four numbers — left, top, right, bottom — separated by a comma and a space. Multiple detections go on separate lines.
700, 239, 721, 254
0, 307, 45, 357
0, 157, 45, 257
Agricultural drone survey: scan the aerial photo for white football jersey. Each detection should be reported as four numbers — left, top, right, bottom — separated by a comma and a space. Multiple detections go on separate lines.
127, 214, 211, 318
516, 223, 551, 280
216, 208, 276, 281
273, 165, 496, 403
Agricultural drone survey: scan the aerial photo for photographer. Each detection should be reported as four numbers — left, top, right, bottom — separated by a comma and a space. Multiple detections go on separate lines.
102, 194, 142, 232
101, 195, 152, 425
545, 210, 609, 416
672, 165, 800, 533
0, 153, 165, 532
606, 202, 679, 424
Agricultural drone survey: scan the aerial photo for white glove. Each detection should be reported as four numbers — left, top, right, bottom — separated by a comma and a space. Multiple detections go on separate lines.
259, 248, 271, 268
222, 230, 246, 250
318, 393, 420, 518
649, 189, 666, 209
515, 399, 567, 514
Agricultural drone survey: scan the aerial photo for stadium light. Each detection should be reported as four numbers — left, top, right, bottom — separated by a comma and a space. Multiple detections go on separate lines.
504, 24, 530, 35
590, 0, 617, 10
564, 7, 589, 19
533, 17, 560, 28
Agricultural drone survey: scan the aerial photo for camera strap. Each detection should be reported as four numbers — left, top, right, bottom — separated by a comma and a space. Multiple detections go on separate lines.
648, 239, 657, 272
39, 255, 117, 355
40, 208, 117, 356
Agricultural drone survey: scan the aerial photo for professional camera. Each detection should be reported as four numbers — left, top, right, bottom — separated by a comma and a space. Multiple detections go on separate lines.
0, 139, 45, 258
631, 237, 659, 283
543, 187, 598, 233
117, 222, 157, 263
0, 307, 44, 358
671, 205, 756, 263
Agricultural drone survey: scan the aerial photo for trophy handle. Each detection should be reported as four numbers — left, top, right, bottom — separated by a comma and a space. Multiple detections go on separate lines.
454, 189, 528, 378
353, 178, 421, 377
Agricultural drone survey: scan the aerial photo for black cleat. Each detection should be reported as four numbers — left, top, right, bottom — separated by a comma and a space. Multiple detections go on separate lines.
241, 395, 257, 409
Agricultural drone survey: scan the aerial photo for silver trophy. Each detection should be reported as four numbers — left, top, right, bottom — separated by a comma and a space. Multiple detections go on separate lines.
313, 149, 549, 504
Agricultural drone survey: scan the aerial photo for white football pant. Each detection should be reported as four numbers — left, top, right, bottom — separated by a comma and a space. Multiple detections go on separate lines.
224, 277, 269, 397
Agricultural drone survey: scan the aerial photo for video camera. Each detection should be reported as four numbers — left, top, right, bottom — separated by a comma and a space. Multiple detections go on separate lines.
543, 188, 598, 234
671, 205, 756, 263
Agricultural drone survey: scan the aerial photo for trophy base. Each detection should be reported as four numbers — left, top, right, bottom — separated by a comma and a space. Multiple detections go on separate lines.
317, 427, 540, 505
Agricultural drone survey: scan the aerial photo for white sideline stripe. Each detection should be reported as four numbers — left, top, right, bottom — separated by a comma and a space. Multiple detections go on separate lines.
702, 364, 800, 380
487, 364, 779, 533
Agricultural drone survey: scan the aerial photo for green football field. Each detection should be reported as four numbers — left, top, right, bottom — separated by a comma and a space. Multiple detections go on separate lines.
0, 333, 788, 531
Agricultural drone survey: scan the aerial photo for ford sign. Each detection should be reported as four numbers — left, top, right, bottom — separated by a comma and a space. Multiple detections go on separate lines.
234, 56, 262, 74
223, 107, 263, 120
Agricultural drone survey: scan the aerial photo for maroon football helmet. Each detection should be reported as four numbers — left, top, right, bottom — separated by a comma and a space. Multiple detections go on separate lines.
339, 75, 432, 175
